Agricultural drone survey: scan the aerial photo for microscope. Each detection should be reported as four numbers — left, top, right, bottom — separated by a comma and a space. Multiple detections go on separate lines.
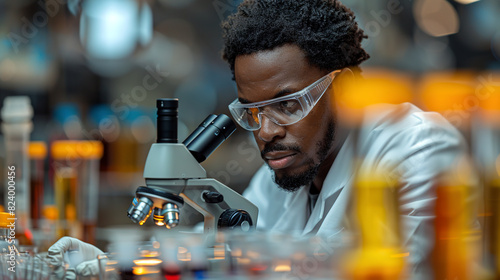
127, 98, 258, 236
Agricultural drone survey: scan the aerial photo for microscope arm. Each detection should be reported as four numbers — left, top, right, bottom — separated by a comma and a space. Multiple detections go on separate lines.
182, 178, 259, 235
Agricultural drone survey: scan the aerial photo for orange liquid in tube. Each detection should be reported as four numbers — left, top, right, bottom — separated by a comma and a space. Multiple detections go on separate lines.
485, 179, 500, 279
431, 160, 478, 280
29, 141, 47, 229
432, 185, 470, 280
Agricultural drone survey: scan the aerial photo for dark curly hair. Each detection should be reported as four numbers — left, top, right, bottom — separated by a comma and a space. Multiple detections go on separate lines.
221, 0, 370, 79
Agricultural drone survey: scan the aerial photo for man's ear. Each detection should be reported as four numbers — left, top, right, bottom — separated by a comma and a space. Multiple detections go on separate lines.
333, 67, 355, 95
330, 68, 359, 127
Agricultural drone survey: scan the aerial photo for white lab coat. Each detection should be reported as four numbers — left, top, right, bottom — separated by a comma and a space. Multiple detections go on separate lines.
243, 103, 470, 278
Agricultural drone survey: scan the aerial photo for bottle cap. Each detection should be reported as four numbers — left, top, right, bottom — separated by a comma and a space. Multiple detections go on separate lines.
51, 140, 81, 159
1, 96, 33, 122
43, 205, 58, 220
78, 141, 104, 159
0, 212, 13, 228
29, 142, 48, 159
51, 140, 104, 159
420, 71, 476, 113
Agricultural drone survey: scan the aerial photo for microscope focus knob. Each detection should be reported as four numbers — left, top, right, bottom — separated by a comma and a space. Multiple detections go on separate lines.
202, 191, 224, 203
218, 209, 253, 231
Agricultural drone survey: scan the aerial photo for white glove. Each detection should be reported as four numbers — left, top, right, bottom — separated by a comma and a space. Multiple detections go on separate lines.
47, 237, 104, 279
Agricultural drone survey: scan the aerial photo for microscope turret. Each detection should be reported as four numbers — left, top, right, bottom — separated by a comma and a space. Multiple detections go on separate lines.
127, 98, 258, 235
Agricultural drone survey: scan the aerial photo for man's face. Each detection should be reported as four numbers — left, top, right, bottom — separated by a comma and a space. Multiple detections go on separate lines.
234, 44, 337, 192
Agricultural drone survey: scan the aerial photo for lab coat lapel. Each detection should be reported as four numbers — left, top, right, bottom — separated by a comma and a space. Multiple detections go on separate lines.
302, 134, 355, 236
271, 186, 310, 235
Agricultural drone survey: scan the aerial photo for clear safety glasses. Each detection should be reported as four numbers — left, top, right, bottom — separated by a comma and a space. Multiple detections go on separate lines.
228, 70, 341, 131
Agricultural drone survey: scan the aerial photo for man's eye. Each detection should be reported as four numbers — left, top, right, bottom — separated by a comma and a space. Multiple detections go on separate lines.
280, 100, 293, 108
280, 100, 298, 111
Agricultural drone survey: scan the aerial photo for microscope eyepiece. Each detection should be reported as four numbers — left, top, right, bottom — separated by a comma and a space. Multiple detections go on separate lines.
156, 98, 178, 143
182, 114, 218, 147
185, 114, 236, 163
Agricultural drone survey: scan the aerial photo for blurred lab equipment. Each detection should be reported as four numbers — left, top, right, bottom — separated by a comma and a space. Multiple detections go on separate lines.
78, 141, 103, 244
88, 104, 120, 172
127, 98, 258, 237
0, 250, 64, 280
108, 109, 147, 174
1, 96, 34, 246
52, 103, 85, 141
51, 140, 81, 239
473, 74, 500, 279
0, 212, 15, 253
28, 141, 47, 230
1, 212, 61, 280
79, 0, 152, 60
50, 140, 103, 243
78, 0, 153, 77
418, 71, 477, 144
430, 159, 480, 280
488, 178, 500, 279
100, 239, 162, 280
95, 230, 346, 279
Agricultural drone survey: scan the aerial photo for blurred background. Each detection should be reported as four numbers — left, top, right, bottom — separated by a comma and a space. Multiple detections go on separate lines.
0, 0, 499, 247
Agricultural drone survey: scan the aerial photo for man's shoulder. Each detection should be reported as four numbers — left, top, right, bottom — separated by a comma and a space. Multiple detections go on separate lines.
358, 102, 465, 162
362, 103, 454, 133
362, 102, 461, 142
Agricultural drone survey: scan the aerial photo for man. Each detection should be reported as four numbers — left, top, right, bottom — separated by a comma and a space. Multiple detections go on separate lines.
48, 0, 468, 278
223, 0, 468, 277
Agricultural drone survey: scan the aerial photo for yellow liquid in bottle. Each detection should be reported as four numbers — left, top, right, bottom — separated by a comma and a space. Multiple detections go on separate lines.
343, 169, 405, 280
54, 167, 78, 238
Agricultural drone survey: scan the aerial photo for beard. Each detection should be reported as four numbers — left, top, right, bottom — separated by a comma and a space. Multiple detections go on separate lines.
265, 118, 336, 193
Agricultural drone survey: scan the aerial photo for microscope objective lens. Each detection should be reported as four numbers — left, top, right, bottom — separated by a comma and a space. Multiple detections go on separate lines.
127, 197, 154, 225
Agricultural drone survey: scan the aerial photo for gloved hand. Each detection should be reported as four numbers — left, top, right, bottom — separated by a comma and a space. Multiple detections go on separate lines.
46, 237, 104, 279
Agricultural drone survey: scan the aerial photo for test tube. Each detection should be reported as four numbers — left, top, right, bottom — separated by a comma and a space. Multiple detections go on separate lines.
77, 141, 103, 244
488, 177, 500, 279
474, 73, 500, 278
28, 142, 47, 229
431, 158, 479, 280
50, 141, 81, 239
1, 96, 34, 246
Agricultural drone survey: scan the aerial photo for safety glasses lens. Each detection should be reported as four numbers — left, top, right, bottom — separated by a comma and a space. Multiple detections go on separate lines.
231, 99, 305, 130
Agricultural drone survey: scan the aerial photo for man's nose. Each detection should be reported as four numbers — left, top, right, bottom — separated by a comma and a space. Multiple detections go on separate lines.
257, 114, 285, 143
